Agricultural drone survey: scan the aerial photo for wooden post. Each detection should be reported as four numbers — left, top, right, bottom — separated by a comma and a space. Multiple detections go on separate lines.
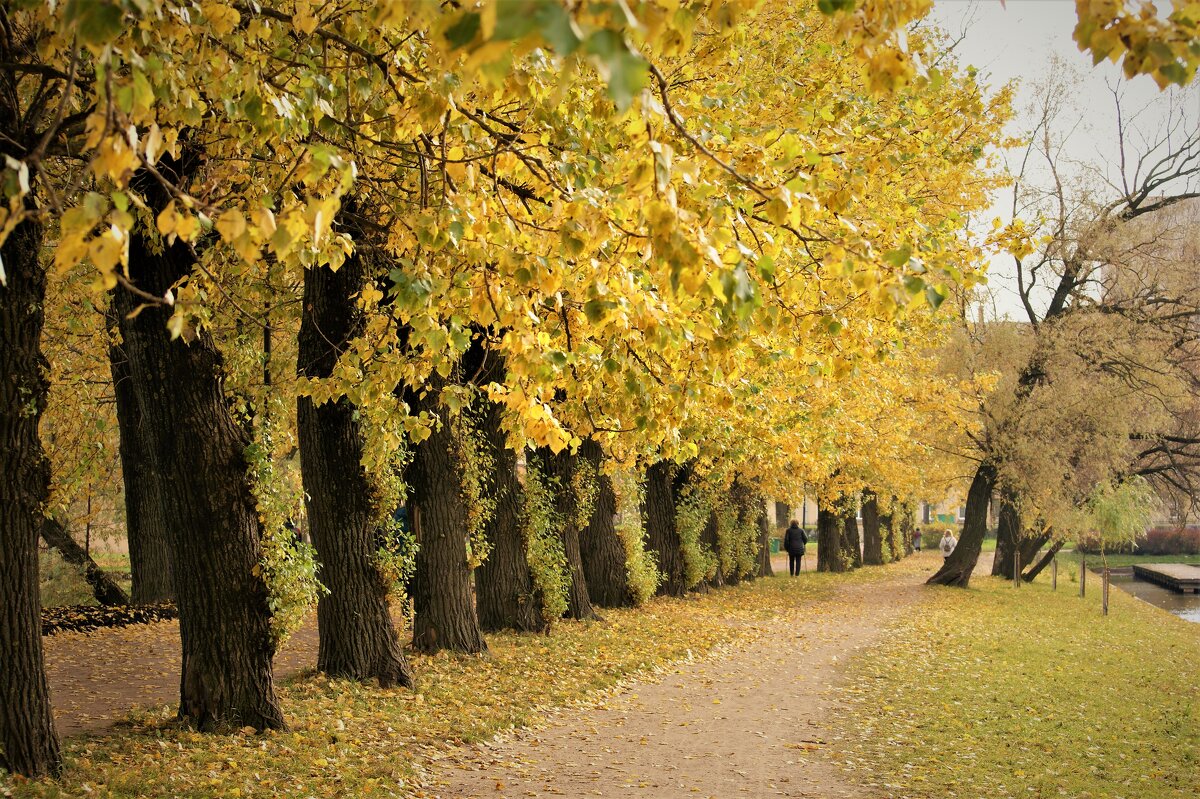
1102, 568, 1110, 616
1052, 557, 1057, 591
1013, 549, 1021, 588
1080, 556, 1086, 598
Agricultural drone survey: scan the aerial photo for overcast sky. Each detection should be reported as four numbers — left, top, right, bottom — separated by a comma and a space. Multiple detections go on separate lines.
927, 0, 1200, 320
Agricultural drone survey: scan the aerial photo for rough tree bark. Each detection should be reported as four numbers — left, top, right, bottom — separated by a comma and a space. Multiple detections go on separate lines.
547, 448, 601, 620
700, 510, 722, 590
861, 491, 883, 566
774, 501, 791, 530
408, 393, 488, 654
109, 338, 173, 604
114, 162, 284, 731
1019, 533, 1051, 573
727, 477, 756, 585
880, 505, 898, 562
577, 439, 632, 608
40, 518, 129, 606
817, 503, 847, 572
756, 496, 774, 577
926, 462, 997, 587
475, 399, 544, 632
1023, 540, 1064, 582
991, 489, 1021, 578
0, 209, 62, 778
900, 501, 915, 556
297, 253, 413, 687
645, 460, 687, 596
842, 504, 863, 569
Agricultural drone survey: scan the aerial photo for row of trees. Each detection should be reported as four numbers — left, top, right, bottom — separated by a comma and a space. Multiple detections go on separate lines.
1, 0, 1192, 781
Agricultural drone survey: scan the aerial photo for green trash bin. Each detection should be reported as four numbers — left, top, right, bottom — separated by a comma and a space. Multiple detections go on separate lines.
769, 537, 781, 554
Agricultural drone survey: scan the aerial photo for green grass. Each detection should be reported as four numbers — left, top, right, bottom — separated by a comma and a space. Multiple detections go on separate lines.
38, 549, 132, 608
835, 570, 1200, 798
1063, 549, 1200, 568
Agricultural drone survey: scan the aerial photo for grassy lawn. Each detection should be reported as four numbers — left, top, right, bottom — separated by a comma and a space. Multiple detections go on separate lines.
836, 570, 1200, 798
38, 550, 132, 608
1062, 549, 1200, 568
5, 561, 922, 799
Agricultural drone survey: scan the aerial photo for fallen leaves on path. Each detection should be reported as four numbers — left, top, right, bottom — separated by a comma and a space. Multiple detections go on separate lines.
8, 559, 929, 799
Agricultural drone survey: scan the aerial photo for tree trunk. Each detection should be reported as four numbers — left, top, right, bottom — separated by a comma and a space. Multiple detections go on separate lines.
880, 508, 897, 562
841, 505, 862, 569
577, 439, 632, 608
408, 402, 488, 654
900, 502, 915, 556
774, 501, 791, 531
756, 496, 774, 577
40, 518, 129, 606
114, 169, 284, 730
1023, 540, 1064, 582
1018, 532, 1051, 572
109, 338, 173, 604
700, 510, 722, 590
861, 491, 883, 566
0, 210, 62, 777
727, 478, 755, 585
817, 504, 846, 572
926, 462, 996, 587
991, 489, 1021, 578
298, 255, 413, 687
547, 448, 601, 620
475, 400, 543, 632
645, 460, 686, 596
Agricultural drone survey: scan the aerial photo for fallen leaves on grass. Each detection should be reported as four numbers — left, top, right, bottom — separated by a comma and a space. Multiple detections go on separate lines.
831, 573, 1200, 799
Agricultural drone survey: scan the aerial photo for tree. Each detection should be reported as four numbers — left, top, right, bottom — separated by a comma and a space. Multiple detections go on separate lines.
475, 398, 546, 633
112, 166, 286, 729
407, 377, 489, 655
0, 209, 62, 777
546, 448, 602, 620
841, 502, 863, 569
578, 440, 635, 608
297, 246, 413, 687
39, 518, 129, 607
645, 460, 688, 597
109, 336, 173, 604
932, 76, 1200, 587
817, 502, 847, 573
861, 491, 884, 566
756, 497, 775, 577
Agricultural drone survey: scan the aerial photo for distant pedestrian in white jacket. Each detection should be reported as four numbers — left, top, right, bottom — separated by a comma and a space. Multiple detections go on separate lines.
940, 531, 958, 559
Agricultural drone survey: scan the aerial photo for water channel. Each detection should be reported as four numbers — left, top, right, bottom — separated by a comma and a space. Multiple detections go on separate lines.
1108, 571, 1200, 623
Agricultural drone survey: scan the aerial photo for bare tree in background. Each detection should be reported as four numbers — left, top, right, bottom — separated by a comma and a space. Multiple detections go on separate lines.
931, 76, 1200, 587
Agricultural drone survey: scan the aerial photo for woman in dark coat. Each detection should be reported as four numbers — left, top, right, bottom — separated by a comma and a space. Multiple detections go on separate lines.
783, 520, 808, 576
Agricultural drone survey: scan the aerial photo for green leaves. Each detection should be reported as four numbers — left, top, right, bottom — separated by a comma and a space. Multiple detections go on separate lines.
64, 0, 124, 48
817, 0, 857, 15
444, 12, 481, 49
884, 245, 913, 269
586, 30, 649, 111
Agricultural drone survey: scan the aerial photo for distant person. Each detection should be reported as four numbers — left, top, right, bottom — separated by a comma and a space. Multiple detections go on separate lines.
913, 528, 922, 551
940, 530, 958, 560
783, 520, 808, 576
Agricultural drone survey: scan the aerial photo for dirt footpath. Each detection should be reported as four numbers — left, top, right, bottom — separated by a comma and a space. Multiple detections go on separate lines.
429, 558, 932, 799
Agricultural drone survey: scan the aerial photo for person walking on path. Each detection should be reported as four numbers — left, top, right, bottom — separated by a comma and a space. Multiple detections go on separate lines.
913, 528, 922, 551
783, 520, 808, 576
940, 529, 957, 560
